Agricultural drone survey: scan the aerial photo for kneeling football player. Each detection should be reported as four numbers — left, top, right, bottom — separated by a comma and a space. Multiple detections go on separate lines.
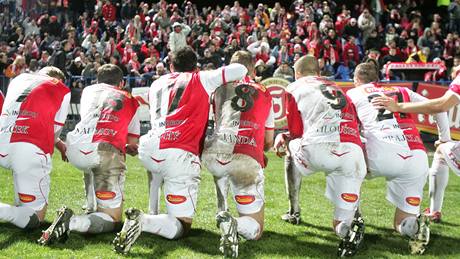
38, 64, 140, 245
202, 51, 274, 258
275, 56, 366, 257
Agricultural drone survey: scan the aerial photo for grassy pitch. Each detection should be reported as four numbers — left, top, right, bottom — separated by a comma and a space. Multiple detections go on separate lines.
1, 152, 460, 258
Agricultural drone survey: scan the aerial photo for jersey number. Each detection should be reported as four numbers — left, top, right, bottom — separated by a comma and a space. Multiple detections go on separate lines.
367, 92, 407, 121
231, 84, 256, 112
155, 80, 186, 119
319, 84, 347, 110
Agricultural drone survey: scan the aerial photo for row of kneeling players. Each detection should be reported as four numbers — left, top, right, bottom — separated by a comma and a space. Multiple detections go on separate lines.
0, 48, 458, 258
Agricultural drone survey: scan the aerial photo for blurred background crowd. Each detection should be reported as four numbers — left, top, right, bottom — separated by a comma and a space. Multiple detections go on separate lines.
0, 0, 458, 91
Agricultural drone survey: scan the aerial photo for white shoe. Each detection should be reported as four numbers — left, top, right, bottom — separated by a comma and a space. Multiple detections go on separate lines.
216, 211, 239, 258
113, 208, 143, 255
409, 214, 430, 255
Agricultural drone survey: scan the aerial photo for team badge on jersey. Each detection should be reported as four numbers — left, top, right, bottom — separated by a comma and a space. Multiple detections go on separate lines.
166, 194, 187, 204
96, 191, 116, 200
341, 193, 358, 203
405, 197, 421, 206
18, 193, 36, 203
235, 195, 255, 205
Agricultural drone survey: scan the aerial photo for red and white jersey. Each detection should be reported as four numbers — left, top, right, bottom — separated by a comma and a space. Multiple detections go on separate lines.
204, 77, 275, 167
66, 83, 140, 153
0, 73, 70, 154
448, 74, 460, 98
147, 64, 247, 156
286, 76, 362, 147
348, 83, 426, 151
0, 90, 4, 112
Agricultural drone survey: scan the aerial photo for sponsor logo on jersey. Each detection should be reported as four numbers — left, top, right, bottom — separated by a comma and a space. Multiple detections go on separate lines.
341, 193, 358, 203
0, 125, 30, 134
235, 195, 255, 205
363, 86, 398, 94
96, 191, 116, 200
261, 77, 290, 129
18, 193, 36, 203
406, 197, 420, 206
166, 194, 187, 204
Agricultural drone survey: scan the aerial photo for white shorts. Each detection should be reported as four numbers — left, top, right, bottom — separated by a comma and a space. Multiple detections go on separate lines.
439, 141, 460, 176
139, 134, 201, 218
289, 140, 366, 212
202, 153, 264, 215
66, 142, 100, 171
366, 143, 428, 215
0, 142, 51, 211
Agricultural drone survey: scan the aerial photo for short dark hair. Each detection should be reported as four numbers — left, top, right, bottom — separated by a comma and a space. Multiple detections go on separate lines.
172, 46, 197, 72
97, 64, 123, 86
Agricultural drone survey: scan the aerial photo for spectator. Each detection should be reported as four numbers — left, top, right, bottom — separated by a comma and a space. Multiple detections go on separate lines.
449, 0, 460, 34
343, 36, 360, 66
102, 0, 117, 22
273, 61, 294, 81
358, 9, 376, 45
168, 22, 191, 53
407, 47, 431, 63
67, 57, 85, 76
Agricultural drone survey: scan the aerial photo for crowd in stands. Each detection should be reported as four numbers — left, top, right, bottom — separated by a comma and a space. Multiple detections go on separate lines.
0, 0, 459, 92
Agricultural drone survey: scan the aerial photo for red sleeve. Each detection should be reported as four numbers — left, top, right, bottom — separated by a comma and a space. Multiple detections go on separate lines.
0, 91, 4, 112
116, 41, 125, 56
285, 92, 303, 139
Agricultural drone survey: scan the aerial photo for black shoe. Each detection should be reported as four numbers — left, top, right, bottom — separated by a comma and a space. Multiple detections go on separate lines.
337, 210, 365, 257
37, 206, 74, 245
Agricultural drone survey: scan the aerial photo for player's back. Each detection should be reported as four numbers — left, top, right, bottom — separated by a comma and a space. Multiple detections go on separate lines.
67, 83, 139, 152
287, 76, 361, 146
148, 71, 211, 155
0, 73, 69, 154
347, 83, 424, 151
204, 79, 274, 167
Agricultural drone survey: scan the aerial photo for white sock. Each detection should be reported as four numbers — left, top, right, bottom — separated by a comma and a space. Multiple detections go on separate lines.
69, 212, 114, 234
397, 216, 418, 238
141, 214, 183, 239
335, 222, 351, 238
429, 155, 449, 212
236, 216, 260, 240
0, 202, 39, 229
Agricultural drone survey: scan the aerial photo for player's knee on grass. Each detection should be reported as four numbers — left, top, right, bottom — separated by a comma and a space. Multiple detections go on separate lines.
394, 207, 420, 238
333, 207, 355, 238
236, 215, 263, 240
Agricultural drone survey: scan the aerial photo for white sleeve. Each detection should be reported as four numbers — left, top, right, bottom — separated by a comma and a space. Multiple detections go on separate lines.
265, 103, 275, 129
127, 110, 141, 137
408, 89, 451, 141
54, 92, 71, 134
183, 24, 191, 36
199, 63, 248, 95
247, 41, 261, 56
267, 55, 276, 66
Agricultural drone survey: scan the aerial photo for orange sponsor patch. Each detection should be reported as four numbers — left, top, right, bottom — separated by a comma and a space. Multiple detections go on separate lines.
341, 193, 358, 203
95, 191, 116, 200
166, 194, 187, 204
235, 195, 255, 205
18, 193, 36, 203
406, 197, 420, 206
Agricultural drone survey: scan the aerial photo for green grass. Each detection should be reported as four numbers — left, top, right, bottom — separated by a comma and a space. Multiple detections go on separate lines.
1, 152, 460, 258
